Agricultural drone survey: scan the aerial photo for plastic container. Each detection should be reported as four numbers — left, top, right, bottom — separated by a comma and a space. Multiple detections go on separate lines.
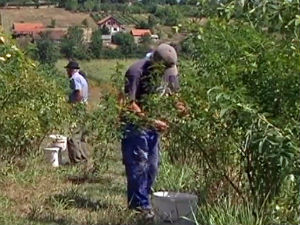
49, 134, 67, 151
152, 191, 198, 222
44, 147, 61, 167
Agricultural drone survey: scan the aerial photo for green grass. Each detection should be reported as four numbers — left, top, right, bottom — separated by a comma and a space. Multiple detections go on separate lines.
0, 148, 143, 225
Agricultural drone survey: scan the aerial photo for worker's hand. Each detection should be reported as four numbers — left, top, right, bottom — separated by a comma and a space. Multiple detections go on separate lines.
175, 101, 188, 116
153, 119, 169, 132
128, 101, 145, 116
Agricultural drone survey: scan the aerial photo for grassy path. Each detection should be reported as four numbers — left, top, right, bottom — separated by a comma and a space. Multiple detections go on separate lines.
0, 147, 146, 225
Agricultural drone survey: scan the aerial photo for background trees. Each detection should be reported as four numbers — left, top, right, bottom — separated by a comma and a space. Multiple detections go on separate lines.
60, 26, 89, 60
65, 0, 78, 11
90, 29, 103, 58
35, 33, 60, 65
112, 32, 136, 56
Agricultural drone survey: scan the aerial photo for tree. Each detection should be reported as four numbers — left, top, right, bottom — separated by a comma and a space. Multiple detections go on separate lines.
136, 20, 150, 29
154, 6, 182, 26
148, 14, 159, 27
90, 29, 103, 58
65, 0, 78, 11
0, 0, 8, 7
142, 0, 165, 4
83, 0, 95, 12
33, 0, 40, 8
93, 0, 101, 11
60, 26, 89, 59
166, 0, 177, 5
35, 33, 60, 65
100, 26, 110, 35
112, 32, 136, 56
140, 34, 152, 46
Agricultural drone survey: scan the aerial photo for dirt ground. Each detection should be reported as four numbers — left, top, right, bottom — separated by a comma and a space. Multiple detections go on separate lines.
0, 8, 97, 33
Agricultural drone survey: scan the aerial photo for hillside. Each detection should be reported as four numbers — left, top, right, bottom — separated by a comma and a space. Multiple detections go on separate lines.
0, 8, 97, 33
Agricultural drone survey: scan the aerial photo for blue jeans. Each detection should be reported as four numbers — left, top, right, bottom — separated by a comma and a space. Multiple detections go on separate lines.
121, 124, 159, 210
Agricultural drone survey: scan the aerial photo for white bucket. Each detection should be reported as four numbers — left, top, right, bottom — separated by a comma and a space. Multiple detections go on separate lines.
49, 134, 67, 151
44, 147, 61, 167
152, 191, 198, 222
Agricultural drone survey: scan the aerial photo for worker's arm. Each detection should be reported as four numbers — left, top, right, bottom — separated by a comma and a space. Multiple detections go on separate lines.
125, 73, 168, 131
129, 100, 168, 131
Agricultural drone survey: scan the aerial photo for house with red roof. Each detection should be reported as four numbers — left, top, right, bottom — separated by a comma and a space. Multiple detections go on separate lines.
97, 16, 124, 35
12, 22, 68, 43
13, 22, 45, 36
130, 29, 152, 43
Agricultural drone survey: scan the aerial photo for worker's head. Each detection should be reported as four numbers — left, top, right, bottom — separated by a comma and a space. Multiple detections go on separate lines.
65, 61, 80, 77
152, 43, 178, 78
152, 43, 177, 67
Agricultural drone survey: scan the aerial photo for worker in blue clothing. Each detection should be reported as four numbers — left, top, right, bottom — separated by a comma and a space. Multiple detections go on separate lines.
121, 43, 183, 218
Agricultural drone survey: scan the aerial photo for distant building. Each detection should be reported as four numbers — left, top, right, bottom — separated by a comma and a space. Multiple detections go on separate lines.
12, 22, 93, 43
150, 34, 159, 42
13, 22, 67, 42
13, 22, 45, 37
97, 16, 124, 35
130, 29, 152, 43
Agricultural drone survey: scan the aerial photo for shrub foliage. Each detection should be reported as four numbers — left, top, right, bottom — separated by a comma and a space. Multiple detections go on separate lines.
0, 33, 70, 158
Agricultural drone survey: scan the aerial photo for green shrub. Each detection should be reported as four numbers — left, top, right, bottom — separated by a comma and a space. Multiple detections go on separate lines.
128, 20, 300, 222
112, 32, 137, 56
154, 5, 183, 26
0, 33, 71, 158
90, 29, 103, 58
60, 26, 90, 60
35, 33, 60, 65
65, 0, 78, 11
189, 19, 300, 120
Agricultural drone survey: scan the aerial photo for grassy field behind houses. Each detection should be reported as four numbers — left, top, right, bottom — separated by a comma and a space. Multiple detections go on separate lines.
0, 8, 97, 33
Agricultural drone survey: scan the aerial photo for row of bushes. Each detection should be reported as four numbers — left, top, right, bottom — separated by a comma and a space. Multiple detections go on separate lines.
0, 30, 119, 167
0, 32, 71, 158
122, 19, 299, 224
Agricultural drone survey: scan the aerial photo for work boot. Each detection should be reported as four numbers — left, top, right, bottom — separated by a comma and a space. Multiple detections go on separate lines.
143, 209, 155, 220
133, 207, 155, 220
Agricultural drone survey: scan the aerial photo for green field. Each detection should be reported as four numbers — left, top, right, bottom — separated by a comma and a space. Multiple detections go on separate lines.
56, 59, 137, 83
